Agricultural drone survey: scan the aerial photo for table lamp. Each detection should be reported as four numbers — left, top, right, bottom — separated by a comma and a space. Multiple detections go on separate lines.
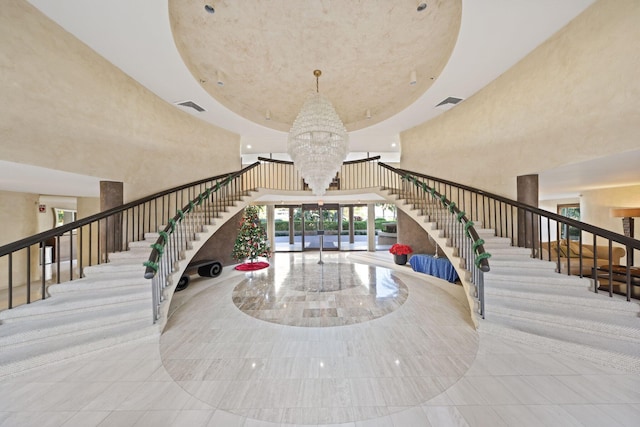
610, 207, 640, 238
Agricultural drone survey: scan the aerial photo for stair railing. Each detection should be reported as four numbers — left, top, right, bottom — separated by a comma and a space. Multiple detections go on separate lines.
393, 168, 640, 301
378, 163, 491, 317
3, 154, 637, 319
0, 163, 260, 311
143, 162, 260, 322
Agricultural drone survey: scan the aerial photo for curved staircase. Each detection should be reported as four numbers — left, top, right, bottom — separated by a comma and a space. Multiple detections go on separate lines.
388, 189, 640, 373
0, 192, 255, 379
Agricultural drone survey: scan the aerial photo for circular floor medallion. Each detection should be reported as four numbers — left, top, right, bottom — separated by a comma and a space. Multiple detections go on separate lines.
232, 261, 408, 327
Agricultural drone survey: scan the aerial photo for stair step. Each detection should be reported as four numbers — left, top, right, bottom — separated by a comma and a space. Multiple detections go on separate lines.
481, 321, 640, 373
480, 237, 513, 247
488, 258, 557, 272
82, 261, 146, 277
0, 320, 158, 379
0, 287, 151, 322
47, 275, 149, 294
486, 304, 640, 342
484, 269, 590, 285
487, 313, 640, 361
486, 247, 532, 256
484, 287, 639, 314
0, 300, 150, 346
484, 274, 591, 292
128, 240, 156, 249
108, 249, 151, 261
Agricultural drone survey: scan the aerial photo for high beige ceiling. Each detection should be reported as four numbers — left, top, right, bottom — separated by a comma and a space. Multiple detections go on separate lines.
14, 0, 619, 200
169, 0, 461, 132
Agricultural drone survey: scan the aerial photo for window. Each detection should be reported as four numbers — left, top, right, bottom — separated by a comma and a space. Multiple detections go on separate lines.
558, 203, 580, 241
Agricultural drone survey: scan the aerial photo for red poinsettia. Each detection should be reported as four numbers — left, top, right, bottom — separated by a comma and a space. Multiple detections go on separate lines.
389, 243, 412, 255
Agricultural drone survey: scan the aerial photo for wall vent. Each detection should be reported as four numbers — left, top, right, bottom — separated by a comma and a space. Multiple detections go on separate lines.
176, 100, 205, 112
435, 97, 463, 108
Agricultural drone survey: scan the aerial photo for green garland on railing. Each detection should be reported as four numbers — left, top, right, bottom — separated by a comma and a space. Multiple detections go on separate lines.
464, 220, 474, 238
475, 252, 492, 267
144, 174, 238, 273
150, 243, 164, 255
143, 260, 159, 272
472, 238, 485, 252
400, 173, 492, 272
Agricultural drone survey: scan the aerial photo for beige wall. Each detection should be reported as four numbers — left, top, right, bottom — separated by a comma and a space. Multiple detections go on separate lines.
581, 185, 640, 239
0, 190, 40, 290
397, 210, 436, 257
536, 185, 640, 244
37, 195, 76, 233
0, 191, 39, 247
0, 0, 241, 202
400, 0, 640, 199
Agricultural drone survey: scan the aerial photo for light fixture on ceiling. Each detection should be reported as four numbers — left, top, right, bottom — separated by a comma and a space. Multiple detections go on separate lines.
216, 70, 224, 86
288, 69, 349, 196
246, 144, 252, 149
366, 109, 372, 120
204, 4, 215, 14
391, 143, 397, 148
265, 109, 271, 120
409, 70, 417, 85
417, 2, 427, 12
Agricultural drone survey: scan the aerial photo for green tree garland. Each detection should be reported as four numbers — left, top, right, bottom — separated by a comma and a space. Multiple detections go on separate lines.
232, 205, 271, 262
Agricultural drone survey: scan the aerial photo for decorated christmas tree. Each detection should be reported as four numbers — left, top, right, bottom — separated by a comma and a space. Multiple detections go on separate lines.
232, 205, 271, 263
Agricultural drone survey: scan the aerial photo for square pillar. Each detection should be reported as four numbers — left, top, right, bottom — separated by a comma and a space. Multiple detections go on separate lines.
517, 174, 539, 250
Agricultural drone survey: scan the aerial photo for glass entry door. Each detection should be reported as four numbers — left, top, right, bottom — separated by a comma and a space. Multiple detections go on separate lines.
274, 205, 302, 251
301, 204, 339, 251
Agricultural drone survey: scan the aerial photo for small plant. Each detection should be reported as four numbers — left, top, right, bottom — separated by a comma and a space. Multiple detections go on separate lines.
389, 243, 412, 256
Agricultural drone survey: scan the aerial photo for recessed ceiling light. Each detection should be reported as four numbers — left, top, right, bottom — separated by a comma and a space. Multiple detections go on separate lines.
417, 2, 427, 12
246, 144, 252, 149
204, 5, 215, 14
391, 143, 397, 147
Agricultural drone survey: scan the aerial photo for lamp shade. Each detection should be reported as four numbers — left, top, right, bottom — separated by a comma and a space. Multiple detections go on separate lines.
610, 208, 640, 218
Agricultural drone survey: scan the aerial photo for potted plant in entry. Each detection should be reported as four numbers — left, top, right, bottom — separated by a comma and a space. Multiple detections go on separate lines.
389, 243, 412, 265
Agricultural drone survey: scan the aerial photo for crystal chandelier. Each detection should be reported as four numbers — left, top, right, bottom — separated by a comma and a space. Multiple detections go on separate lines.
288, 70, 349, 196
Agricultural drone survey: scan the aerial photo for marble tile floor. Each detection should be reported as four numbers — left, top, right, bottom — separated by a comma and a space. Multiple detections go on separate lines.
0, 252, 639, 426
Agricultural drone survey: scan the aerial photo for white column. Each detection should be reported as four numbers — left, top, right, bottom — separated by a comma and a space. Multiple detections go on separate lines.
266, 204, 275, 251
367, 203, 376, 252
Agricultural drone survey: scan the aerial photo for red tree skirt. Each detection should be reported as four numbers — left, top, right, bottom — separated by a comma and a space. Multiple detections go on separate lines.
235, 261, 270, 271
